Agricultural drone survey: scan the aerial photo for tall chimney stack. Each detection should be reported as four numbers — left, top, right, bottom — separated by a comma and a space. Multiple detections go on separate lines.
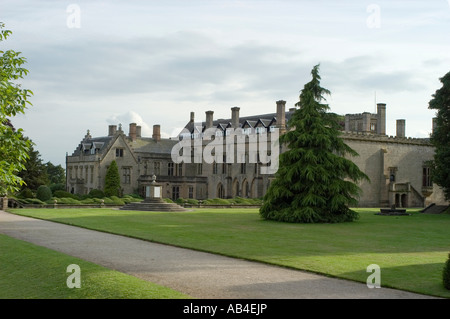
231, 107, 240, 129
396, 119, 405, 138
152, 124, 161, 142
432, 117, 437, 135
276, 100, 286, 133
205, 110, 214, 129
108, 125, 117, 136
377, 103, 386, 135
129, 123, 137, 141
190, 112, 195, 123
136, 125, 142, 138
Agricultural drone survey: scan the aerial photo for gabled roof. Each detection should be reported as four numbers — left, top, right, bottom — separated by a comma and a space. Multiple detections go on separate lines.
182, 109, 295, 134
71, 136, 113, 156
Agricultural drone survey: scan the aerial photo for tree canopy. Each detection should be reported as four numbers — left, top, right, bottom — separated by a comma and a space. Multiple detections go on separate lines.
259, 64, 369, 223
428, 70, 450, 200
0, 22, 32, 195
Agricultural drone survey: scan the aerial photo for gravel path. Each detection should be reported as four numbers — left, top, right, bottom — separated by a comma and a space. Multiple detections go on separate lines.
0, 210, 437, 299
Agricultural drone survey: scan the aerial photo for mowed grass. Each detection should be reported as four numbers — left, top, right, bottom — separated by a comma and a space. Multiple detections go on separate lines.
7, 207, 450, 298
0, 233, 190, 299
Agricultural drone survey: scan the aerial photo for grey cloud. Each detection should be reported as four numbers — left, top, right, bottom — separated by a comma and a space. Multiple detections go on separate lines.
323, 56, 423, 93
24, 30, 315, 106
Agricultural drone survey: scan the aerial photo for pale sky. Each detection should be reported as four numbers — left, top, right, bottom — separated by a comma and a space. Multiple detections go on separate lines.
1, 0, 449, 166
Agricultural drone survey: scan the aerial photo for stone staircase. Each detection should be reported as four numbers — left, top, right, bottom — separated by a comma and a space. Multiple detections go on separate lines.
120, 198, 188, 212
421, 203, 449, 214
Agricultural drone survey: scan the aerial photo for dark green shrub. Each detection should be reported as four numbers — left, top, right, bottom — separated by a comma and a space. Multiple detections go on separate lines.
88, 189, 105, 198
17, 188, 34, 199
109, 196, 125, 205
19, 198, 45, 205
36, 185, 52, 202
49, 183, 65, 193
185, 198, 198, 205
53, 190, 77, 199
444, 253, 450, 290
175, 197, 185, 205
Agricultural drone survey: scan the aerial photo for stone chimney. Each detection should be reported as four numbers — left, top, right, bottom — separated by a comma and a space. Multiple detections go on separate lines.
276, 100, 286, 133
432, 117, 437, 134
190, 112, 195, 123
129, 123, 137, 141
396, 119, 406, 138
108, 125, 117, 136
136, 125, 142, 138
377, 103, 386, 135
152, 124, 161, 141
205, 110, 214, 129
231, 107, 240, 128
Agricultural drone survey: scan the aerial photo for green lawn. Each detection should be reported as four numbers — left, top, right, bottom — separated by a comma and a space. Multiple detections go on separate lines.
0, 233, 190, 299
6, 207, 450, 298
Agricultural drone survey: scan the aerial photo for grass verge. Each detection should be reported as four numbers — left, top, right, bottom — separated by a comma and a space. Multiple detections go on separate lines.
0, 233, 190, 299
6, 207, 450, 298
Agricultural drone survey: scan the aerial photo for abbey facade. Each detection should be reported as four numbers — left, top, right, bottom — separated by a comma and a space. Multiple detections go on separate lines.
66, 101, 447, 208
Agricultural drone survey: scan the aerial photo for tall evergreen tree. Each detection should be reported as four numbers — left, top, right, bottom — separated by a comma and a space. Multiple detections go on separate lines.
18, 140, 49, 190
45, 161, 66, 185
428, 71, 450, 200
260, 64, 369, 223
104, 160, 121, 197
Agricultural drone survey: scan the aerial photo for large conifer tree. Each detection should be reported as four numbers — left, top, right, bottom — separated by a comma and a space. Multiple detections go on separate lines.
260, 64, 369, 223
428, 71, 450, 200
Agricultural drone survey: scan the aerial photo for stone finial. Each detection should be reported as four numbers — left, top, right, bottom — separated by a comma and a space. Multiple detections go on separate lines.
84, 129, 92, 140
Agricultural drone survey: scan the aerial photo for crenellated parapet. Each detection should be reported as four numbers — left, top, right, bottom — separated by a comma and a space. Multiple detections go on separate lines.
340, 130, 432, 146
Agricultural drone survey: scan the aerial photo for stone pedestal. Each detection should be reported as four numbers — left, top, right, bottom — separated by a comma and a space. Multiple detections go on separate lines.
121, 175, 187, 212
145, 182, 163, 202
1, 196, 7, 210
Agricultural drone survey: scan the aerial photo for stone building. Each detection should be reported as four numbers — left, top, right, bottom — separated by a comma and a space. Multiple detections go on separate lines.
66, 123, 207, 200
66, 101, 447, 207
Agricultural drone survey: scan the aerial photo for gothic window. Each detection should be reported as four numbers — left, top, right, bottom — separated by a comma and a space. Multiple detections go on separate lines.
217, 183, 225, 199
389, 167, 397, 182
172, 186, 180, 201
123, 167, 131, 184
116, 148, 124, 157
423, 167, 433, 187
168, 162, 174, 176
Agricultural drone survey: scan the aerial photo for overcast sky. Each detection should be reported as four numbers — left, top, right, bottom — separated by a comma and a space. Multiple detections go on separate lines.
1, 0, 449, 166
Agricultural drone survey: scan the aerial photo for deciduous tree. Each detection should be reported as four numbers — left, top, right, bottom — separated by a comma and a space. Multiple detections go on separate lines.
0, 23, 32, 195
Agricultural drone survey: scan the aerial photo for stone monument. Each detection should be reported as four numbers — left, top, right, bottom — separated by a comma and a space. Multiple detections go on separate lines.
120, 175, 187, 212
